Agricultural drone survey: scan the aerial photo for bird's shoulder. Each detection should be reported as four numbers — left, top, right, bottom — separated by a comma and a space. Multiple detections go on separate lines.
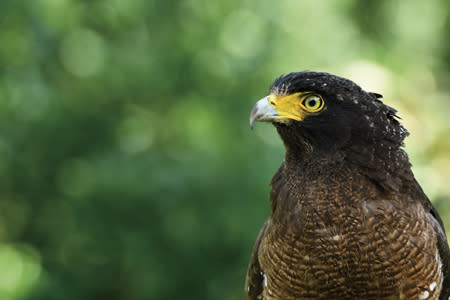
244, 219, 268, 300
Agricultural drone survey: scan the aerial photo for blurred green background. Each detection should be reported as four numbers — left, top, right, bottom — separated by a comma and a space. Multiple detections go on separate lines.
1, 0, 450, 299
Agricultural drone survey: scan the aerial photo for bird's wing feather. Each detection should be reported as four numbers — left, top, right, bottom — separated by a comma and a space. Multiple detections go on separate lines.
244, 219, 268, 300
244, 165, 286, 300
427, 204, 450, 300
413, 175, 450, 300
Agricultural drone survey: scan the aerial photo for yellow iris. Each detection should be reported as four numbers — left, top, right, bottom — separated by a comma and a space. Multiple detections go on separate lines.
301, 94, 324, 112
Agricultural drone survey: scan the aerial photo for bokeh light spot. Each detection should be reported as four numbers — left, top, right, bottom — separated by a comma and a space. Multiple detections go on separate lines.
0, 246, 23, 291
59, 28, 106, 77
344, 60, 392, 95
0, 244, 41, 297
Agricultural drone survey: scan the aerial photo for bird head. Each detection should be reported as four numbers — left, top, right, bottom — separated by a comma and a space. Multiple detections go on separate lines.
250, 72, 409, 156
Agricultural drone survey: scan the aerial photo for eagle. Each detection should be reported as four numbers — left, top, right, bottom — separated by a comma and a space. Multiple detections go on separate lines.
246, 72, 450, 300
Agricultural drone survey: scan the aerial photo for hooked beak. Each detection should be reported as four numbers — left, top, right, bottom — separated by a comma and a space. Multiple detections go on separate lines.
249, 96, 278, 129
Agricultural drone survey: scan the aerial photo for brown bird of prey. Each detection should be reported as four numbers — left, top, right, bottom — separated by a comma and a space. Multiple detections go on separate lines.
246, 72, 450, 300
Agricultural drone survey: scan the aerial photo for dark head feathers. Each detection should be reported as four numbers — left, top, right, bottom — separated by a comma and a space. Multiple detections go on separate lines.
268, 71, 410, 176
268, 72, 413, 192
270, 72, 362, 96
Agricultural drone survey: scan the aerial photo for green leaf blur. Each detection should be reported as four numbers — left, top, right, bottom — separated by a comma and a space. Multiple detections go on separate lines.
0, 0, 450, 299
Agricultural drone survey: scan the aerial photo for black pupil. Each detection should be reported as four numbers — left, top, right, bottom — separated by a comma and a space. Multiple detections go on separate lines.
308, 98, 317, 107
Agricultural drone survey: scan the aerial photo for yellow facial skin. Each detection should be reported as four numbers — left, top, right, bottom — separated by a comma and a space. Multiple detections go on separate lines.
268, 92, 325, 122
249, 92, 325, 128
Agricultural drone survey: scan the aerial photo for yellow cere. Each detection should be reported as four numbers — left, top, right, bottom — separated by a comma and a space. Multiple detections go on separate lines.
268, 92, 325, 122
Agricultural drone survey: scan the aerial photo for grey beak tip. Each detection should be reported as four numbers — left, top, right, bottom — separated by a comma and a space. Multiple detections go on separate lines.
249, 103, 259, 130
249, 96, 275, 130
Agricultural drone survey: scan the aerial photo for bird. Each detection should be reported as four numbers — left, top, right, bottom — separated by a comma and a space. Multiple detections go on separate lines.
246, 71, 450, 300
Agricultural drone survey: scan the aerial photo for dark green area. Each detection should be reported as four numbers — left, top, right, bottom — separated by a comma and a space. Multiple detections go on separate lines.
1, 1, 450, 299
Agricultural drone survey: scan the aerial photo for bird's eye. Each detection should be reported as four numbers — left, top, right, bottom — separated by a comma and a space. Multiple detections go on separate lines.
302, 95, 324, 112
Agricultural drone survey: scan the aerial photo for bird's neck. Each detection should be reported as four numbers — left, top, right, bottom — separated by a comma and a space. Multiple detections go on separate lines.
272, 145, 414, 221
283, 149, 349, 182
270, 153, 357, 229
284, 141, 412, 188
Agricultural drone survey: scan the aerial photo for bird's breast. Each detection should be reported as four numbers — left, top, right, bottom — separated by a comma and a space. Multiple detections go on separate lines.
259, 196, 443, 300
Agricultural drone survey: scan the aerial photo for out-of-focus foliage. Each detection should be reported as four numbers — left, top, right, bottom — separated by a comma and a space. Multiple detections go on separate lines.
0, 0, 450, 299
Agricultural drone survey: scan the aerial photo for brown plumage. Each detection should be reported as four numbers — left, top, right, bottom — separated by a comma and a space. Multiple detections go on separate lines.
246, 72, 450, 300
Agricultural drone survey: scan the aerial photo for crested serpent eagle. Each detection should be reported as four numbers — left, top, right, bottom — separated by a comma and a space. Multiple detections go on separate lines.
246, 72, 450, 300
